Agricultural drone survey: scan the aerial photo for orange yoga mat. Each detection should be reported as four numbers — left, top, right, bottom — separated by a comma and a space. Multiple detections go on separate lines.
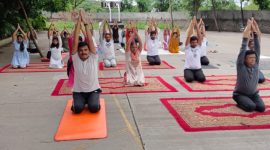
54, 99, 107, 141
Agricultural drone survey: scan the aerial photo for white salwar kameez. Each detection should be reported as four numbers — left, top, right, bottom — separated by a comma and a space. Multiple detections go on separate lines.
49, 35, 64, 69
124, 51, 145, 86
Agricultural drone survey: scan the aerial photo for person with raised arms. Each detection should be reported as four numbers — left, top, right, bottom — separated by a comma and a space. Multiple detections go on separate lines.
124, 29, 145, 86
71, 10, 101, 114
11, 24, 29, 69
145, 23, 161, 66
246, 20, 265, 84
99, 20, 117, 68
60, 27, 70, 52
48, 27, 64, 69
169, 26, 180, 53
183, 17, 206, 83
198, 18, 210, 66
233, 18, 265, 112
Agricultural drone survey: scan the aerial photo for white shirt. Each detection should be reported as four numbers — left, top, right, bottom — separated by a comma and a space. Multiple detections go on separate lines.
72, 53, 100, 92
147, 35, 159, 56
201, 37, 208, 57
184, 45, 202, 69
100, 39, 115, 59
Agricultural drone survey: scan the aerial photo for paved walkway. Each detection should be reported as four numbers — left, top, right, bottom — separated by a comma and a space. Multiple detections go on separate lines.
0, 31, 270, 150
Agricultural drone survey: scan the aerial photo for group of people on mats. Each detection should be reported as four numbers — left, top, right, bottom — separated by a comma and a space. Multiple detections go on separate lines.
10, 9, 266, 114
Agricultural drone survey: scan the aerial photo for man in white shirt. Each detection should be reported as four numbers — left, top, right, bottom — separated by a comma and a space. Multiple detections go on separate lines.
71, 10, 101, 114
184, 17, 206, 83
146, 29, 161, 65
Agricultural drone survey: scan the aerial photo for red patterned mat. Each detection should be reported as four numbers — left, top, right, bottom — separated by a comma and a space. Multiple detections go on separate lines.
51, 76, 177, 96
161, 96, 270, 132
174, 75, 270, 92
99, 60, 175, 70
0, 63, 67, 73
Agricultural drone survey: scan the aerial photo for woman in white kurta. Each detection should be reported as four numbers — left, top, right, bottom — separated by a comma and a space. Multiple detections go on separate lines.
49, 31, 64, 69
11, 24, 29, 68
124, 30, 145, 86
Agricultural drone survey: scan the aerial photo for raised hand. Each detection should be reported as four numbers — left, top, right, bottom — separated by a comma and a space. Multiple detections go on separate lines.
243, 19, 252, 38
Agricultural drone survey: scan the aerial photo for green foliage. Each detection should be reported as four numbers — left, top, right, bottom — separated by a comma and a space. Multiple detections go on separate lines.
154, 0, 170, 11
200, 0, 239, 10
253, 0, 270, 10
137, 0, 151, 12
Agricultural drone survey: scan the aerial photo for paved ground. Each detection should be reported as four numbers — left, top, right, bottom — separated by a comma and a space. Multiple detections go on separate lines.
0, 30, 270, 150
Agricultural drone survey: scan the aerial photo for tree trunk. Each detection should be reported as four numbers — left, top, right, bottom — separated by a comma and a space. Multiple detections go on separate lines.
211, 0, 221, 32
169, 0, 174, 28
17, 0, 44, 58
240, 0, 245, 27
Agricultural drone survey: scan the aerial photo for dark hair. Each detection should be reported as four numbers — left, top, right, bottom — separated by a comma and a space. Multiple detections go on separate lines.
17, 35, 24, 52
190, 36, 198, 42
150, 31, 156, 36
78, 42, 89, 50
131, 39, 139, 47
17, 34, 23, 39
79, 36, 83, 42
245, 50, 257, 58
64, 32, 67, 37
50, 36, 59, 48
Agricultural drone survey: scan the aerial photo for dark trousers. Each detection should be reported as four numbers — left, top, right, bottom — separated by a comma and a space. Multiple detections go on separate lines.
72, 89, 101, 114
258, 70, 265, 83
201, 56, 210, 66
46, 51, 51, 59
67, 58, 72, 77
233, 92, 265, 112
147, 55, 161, 65
184, 69, 206, 83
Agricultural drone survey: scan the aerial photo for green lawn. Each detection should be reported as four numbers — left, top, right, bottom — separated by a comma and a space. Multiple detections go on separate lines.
46, 20, 171, 31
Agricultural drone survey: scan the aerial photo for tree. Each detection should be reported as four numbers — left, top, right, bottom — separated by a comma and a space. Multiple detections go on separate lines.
154, 0, 170, 12
17, 0, 44, 58
211, 0, 221, 31
179, 0, 203, 16
137, 0, 151, 12
254, 0, 270, 10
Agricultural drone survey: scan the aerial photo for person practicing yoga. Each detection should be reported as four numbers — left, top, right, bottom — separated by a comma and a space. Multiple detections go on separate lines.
246, 20, 265, 84
48, 27, 64, 69
233, 18, 265, 112
11, 24, 29, 69
169, 26, 180, 53
71, 10, 101, 114
112, 20, 119, 43
99, 20, 117, 68
60, 27, 70, 52
198, 18, 210, 66
184, 17, 206, 83
124, 29, 145, 86
145, 24, 161, 65
27, 27, 38, 53
163, 22, 170, 50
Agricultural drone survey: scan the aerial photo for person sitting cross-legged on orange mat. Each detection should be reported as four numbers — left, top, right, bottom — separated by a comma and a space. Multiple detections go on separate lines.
71, 10, 101, 114
233, 18, 265, 112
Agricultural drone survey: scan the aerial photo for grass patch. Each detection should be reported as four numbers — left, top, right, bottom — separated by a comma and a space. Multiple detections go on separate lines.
46, 20, 170, 31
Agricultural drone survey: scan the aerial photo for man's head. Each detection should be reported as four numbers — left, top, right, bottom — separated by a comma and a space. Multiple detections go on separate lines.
105, 33, 111, 42
150, 31, 156, 40
248, 39, 254, 50
245, 50, 257, 68
78, 42, 90, 61
190, 36, 199, 48
17, 34, 23, 43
